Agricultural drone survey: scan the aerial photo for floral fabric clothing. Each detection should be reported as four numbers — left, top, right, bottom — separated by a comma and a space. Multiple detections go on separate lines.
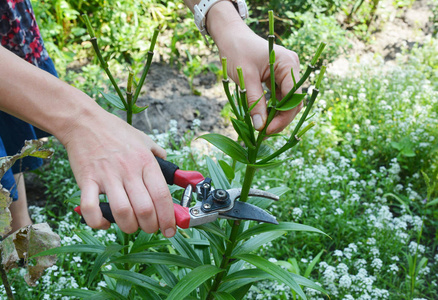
0, 0, 49, 66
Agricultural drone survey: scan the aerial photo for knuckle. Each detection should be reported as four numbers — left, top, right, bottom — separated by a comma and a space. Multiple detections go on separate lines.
153, 186, 171, 202
135, 204, 155, 219
113, 204, 133, 218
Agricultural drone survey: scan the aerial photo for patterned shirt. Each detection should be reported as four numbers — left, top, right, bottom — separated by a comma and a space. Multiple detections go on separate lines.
0, 0, 48, 66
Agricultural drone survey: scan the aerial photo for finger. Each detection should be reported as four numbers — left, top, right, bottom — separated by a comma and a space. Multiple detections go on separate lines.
143, 157, 176, 238
80, 180, 110, 230
244, 68, 268, 131
124, 177, 159, 234
144, 134, 167, 159
105, 181, 139, 234
266, 101, 303, 135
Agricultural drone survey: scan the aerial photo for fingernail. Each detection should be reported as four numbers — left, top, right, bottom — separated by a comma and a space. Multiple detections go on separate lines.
252, 114, 263, 130
164, 228, 175, 238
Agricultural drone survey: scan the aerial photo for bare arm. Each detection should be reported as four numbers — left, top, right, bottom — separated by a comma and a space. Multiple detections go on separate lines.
0, 47, 176, 237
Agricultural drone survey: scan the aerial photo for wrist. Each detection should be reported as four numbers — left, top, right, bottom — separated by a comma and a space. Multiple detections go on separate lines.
206, 1, 249, 48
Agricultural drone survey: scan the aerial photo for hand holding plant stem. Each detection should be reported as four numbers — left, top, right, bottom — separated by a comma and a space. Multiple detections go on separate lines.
206, 1, 303, 135
203, 10, 326, 298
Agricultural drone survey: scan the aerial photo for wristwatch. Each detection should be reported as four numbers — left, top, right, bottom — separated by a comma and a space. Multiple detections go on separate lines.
194, 0, 248, 41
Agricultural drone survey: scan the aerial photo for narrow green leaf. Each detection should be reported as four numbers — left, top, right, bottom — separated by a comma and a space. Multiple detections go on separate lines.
56, 289, 106, 299
131, 231, 153, 253
132, 104, 148, 114
234, 254, 306, 299
206, 157, 231, 190
237, 222, 327, 241
276, 93, 306, 111
224, 269, 272, 282
304, 250, 324, 278
219, 159, 236, 181
167, 265, 224, 300
110, 252, 201, 269
425, 198, 438, 207
89, 244, 124, 286
155, 264, 178, 288
199, 133, 248, 163
103, 270, 170, 295
384, 193, 412, 215
169, 232, 202, 263
135, 286, 162, 300
194, 222, 227, 239
232, 231, 285, 255
31, 244, 105, 257
415, 257, 428, 278
219, 278, 262, 293
248, 92, 265, 112
200, 231, 226, 254
256, 144, 274, 159
231, 118, 254, 149
213, 292, 236, 300
230, 283, 253, 300
249, 160, 284, 170
291, 272, 327, 295
116, 276, 132, 296
101, 287, 128, 300
101, 91, 126, 110
76, 230, 104, 246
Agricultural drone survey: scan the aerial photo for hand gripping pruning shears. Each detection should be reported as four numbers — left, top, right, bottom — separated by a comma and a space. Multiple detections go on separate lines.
74, 157, 279, 229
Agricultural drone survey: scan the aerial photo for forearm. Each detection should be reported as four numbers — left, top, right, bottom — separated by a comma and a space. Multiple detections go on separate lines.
0, 47, 103, 144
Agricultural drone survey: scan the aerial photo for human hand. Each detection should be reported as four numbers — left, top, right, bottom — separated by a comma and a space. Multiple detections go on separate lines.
61, 110, 176, 237
207, 2, 302, 135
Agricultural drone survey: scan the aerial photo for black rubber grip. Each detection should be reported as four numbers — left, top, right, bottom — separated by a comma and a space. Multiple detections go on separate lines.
155, 156, 179, 185
80, 157, 179, 224
80, 202, 115, 223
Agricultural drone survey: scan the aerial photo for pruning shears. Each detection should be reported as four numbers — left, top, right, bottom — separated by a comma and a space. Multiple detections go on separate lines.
74, 157, 279, 229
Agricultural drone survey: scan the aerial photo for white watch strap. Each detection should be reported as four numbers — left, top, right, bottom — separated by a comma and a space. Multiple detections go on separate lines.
194, 0, 248, 42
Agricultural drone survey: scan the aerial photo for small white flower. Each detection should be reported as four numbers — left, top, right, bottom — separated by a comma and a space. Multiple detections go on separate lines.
339, 274, 352, 288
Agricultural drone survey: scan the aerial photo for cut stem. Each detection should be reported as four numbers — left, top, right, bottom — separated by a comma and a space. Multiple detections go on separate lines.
133, 29, 159, 103
83, 14, 127, 110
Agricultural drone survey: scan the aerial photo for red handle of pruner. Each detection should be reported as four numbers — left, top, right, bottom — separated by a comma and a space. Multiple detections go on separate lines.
173, 203, 191, 229
174, 169, 205, 189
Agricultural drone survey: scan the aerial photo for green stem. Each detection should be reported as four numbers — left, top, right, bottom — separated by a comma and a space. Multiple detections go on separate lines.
0, 250, 14, 300
133, 50, 154, 104
126, 72, 134, 125
222, 58, 242, 120
258, 89, 319, 164
310, 42, 327, 67
207, 165, 256, 299
83, 14, 127, 110
133, 29, 159, 103
223, 79, 241, 120
289, 88, 319, 141
236, 67, 256, 148
269, 50, 277, 107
